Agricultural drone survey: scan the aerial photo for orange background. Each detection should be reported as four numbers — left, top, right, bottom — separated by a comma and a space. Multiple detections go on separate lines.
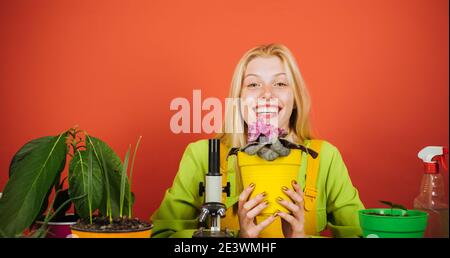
0, 0, 448, 222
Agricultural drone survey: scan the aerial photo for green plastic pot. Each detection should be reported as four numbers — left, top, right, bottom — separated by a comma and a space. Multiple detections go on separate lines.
359, 209, 428, 238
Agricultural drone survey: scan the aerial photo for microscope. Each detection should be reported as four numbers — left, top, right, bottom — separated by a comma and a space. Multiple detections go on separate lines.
192, 139, 234, 238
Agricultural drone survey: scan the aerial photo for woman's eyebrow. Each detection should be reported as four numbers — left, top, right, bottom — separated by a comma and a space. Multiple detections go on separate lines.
244, 72, 286, 79
244, 73, 260, 79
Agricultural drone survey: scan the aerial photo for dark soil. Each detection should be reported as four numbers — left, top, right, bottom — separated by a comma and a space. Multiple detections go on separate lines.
71, 216, 153, 232
366, 212, 409, 217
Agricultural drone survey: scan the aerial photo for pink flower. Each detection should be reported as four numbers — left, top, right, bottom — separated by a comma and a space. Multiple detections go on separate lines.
248, 118, 287, 142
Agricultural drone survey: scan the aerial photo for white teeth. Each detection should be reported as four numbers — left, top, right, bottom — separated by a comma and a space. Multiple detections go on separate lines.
256, 107, 279, 113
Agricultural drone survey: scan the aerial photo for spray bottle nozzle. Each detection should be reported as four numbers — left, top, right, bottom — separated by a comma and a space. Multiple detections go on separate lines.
418, 146, 448, 174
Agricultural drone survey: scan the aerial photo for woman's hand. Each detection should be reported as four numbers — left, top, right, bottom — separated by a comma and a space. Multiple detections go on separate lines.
238, 183, 277, 238
276, 180, 307, 238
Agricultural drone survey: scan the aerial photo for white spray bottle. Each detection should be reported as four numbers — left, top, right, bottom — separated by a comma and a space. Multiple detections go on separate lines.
414, 146, 449, 238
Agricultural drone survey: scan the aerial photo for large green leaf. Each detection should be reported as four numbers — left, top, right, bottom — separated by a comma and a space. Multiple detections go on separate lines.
86, 135, 134, 218
0, 133, 68, 237
68, 149, 104, 218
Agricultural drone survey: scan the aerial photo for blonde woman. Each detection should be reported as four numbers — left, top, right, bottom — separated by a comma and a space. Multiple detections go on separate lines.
151, 44, 365, 238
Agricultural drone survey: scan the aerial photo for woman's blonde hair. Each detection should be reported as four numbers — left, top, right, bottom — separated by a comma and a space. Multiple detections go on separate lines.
218, 43, 313, 148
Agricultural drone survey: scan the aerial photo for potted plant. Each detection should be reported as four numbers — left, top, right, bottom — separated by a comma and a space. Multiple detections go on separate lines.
359, 200, 428, 238
0, 127, 152, 238
69, 134, 152, 238
227, 118, 318, 215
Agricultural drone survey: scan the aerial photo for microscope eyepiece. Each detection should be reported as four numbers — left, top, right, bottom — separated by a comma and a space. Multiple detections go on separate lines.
208, 139, 220, 176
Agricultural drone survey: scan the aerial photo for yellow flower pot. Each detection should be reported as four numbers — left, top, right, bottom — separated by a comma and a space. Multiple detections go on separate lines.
237, 149, 302, 215
70, 225, 152, 238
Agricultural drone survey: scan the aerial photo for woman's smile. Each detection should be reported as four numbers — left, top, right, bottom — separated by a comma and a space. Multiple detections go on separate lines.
254, 102, 282, 120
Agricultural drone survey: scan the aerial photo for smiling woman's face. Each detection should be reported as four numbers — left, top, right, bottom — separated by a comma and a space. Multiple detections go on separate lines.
240, 56, 295, 131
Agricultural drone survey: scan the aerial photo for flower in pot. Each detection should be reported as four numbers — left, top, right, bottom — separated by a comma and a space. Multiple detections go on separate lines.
227, 118, 317, 214
226, 118, 317, 237
0, 127, 152, 238
359, 200, 428, 238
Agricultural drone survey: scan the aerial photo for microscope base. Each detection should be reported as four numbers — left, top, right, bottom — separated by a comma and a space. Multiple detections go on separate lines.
192, 228, 235, 238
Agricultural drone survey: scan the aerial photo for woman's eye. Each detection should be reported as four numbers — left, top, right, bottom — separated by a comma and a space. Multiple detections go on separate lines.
247, 83, 259, 88
274, 82, 288, 87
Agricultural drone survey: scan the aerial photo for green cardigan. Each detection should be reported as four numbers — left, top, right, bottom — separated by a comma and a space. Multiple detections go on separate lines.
151, 139, 365, 238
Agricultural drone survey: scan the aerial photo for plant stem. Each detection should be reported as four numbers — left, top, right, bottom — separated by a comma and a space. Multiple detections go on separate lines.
34, 190, 86, 238
100, 149, 112, 223
87, 148, 94, 224
119, 146, 131, 218
128, 136, 142, 217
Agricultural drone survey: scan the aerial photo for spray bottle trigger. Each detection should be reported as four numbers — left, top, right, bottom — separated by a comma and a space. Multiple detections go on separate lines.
438, 147, 448, 171
438, 156, 447, 171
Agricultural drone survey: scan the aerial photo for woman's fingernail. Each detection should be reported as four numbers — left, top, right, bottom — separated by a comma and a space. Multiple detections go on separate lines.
260, 191, 266, 197
292, 180, 298, 185
276, 197, 283, 202
249, 183, 255, 188
273, 210, 280, 217
282, 186, 289, 191
264, 200, 269, 205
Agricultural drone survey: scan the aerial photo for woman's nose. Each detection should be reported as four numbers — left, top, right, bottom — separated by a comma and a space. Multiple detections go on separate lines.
262, 84, 273, 99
